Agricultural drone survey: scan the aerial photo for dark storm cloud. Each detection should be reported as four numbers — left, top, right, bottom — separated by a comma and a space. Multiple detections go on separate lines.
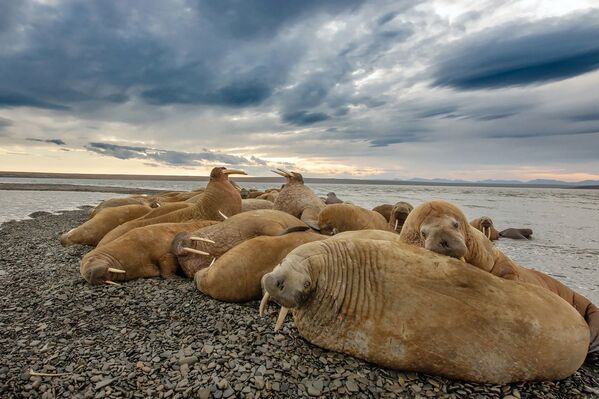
85, 142, 269, 167
0, 0, 366, 111
433, 11, 599, 90
282, 111, 330, 126
26, 138, 66, 145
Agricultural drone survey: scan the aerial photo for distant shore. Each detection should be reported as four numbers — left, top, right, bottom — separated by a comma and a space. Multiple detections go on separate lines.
0, 171, 596, 189
0, 183, 170, 195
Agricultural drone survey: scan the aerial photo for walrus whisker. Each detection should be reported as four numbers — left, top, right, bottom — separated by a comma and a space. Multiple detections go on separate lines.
259, 292, 270, 317
189, 236, 216, 244
274, 306, 289, 332
182, 247, 211, 256
218, 210, 229, 220
394, 219, 399, 231
104, 280, 121, 286
107, 267, 126, 274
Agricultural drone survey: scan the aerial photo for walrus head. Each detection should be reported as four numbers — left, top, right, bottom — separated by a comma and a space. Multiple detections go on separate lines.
259, 255, 314, 331
271, 168, 304, 184
389, 201, 414, 233
210, 166, 247, 182
80, 252, 126, 285
399, 200, 468, 259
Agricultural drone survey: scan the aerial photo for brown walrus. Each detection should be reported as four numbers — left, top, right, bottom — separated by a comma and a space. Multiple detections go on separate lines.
241, 199, 274, 212
80, 220, 217, 285
469, 216, 500, 241
399, 200, 599, 354
248, 190, 265, 198
171, 209, 308, 278
89, 195, 159, 218
500, 228, 533, 239
388, 201, 414, 233
317, 203, 389, 235
324, 192, 344, 204
259, 238, 588, 384
194, 230, 325, 302
272, 169, 325, 229
372, 204, 393, 222
257, 191, 279, 202
61, 204, 152, 247
98, 167, 245, 246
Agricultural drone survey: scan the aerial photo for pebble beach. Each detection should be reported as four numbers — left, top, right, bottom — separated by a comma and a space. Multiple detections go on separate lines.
1, 209, 598, 399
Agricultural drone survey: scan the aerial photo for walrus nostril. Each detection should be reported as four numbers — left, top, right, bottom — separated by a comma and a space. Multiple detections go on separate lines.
440, 240, 449, 249
276, 279, 285, 290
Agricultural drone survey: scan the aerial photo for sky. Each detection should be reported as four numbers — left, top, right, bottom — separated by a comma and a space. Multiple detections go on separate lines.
1, 0, 599, 181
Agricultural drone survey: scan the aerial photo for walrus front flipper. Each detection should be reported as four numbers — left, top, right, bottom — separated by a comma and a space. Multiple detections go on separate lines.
276, 225, 311, 236
300, 207, 321, 232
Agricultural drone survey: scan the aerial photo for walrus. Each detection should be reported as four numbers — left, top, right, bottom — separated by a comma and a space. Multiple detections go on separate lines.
399, 200, 599, 354
61, 204, 152, 247
172, 209, 308, 277
241, 199, 274, 212
259, 238, 589, 384
388, 201, 414, 233
80, 220, 218, 285
372, 204, 393, 222
248, 190, 265, 199
272, 169, 325, 229
194, 230, 325, 302
324, 192, 344, 204
317, 203, 389, 235
257, 191, 279, 202
470, 216, 500, 241
500, 228, 533, 239
98, 167, 245, 246
89, 196, 159, 218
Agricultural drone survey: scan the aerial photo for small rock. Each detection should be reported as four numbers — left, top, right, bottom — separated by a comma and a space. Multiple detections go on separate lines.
94, 378, 115, 390
307, 379, 324, 396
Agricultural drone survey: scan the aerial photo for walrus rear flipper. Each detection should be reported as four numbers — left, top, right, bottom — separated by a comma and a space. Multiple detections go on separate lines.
276, 225, 311, 236
585, 303, 599, 355
300, 207, 321, 232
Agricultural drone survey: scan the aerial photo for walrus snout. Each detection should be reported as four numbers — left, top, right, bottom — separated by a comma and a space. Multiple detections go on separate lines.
261, 269, 311, 309
171, 232, 192, 256
423, 229, 468, 259
80, 255, 125, 285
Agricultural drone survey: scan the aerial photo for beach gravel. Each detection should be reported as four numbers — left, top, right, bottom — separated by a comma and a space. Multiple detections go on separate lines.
0, 210, 597, 398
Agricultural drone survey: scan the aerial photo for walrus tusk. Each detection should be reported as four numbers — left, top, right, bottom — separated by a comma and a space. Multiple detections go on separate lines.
209, 257, 216, 267
271, 169, 288, 177
394, 219, 399, 231
107, 267, 126, 274
189, 236, 215, 244
259, 291, 270, 317
486, 228, 491, 240
182, 247, 211, 256
104, 280, 121, 286
459, 257, 466, 262
277, 167, 292, 175
218, 210, 229, 220
28, 369, 70, 377
274, 306, 289, 331
223, 169, 247, 175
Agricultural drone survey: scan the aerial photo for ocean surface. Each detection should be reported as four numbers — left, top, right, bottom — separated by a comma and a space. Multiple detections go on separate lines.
1, 177, 598, 303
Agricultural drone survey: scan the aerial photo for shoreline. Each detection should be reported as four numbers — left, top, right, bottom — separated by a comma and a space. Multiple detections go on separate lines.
0, 210, 597, 397
1, 171, 596, 189
0, 183, 172, 195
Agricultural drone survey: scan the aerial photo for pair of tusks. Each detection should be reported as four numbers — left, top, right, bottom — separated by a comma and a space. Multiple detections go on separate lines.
182, 236, 216, 257
271, 168, 292, 178
482, 226, 492, 240
104, 267, 126, 285
259, 291, 290, 332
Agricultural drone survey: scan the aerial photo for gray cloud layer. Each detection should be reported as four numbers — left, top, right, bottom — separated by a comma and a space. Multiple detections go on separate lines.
1, 0, 598, 178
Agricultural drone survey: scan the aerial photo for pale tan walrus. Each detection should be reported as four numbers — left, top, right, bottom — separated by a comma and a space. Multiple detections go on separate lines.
194, 230, 325, 302
317, 203, 389, 235
388, 201, 414, 234
399, 200, 599, 355
372, 204, 393, 222
80, 220, 217, 285
272, 169, 325, 229
98, 167, 245, 246
61, 204, 152, 247
259, 238, 589, 384
171, 209, 308, 277
241, 198, 274, 212
89, 195, 158, 218
470, 216, 500, 241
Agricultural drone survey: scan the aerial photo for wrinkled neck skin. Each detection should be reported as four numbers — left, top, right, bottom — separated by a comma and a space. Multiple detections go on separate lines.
291, 242, 385, 346
192, 179, 240, 220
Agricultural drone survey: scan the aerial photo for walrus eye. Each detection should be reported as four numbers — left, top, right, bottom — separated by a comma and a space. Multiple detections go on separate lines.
421, 231, 427, 239
452, 221, 459, 229
304, 281, 311, 289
